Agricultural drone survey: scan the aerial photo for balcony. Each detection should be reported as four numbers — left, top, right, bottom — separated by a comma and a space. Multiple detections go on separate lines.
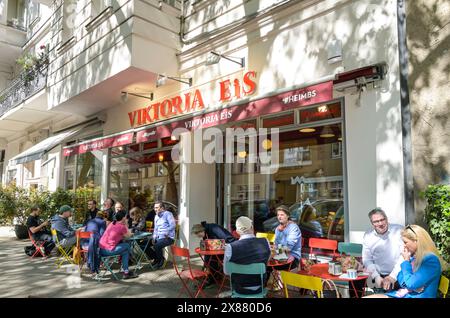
0, 64, 48, 118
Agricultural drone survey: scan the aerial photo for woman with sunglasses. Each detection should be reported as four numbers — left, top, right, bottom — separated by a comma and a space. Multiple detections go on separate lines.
366, 224, 447, 298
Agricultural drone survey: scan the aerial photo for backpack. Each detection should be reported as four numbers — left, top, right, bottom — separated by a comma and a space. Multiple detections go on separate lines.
24, 245, 38, 257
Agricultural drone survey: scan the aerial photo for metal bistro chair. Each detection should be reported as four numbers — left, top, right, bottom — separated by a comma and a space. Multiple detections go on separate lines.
75, 231, 92, 272
171, 245, 208, 298
338, 242, 363, 257
439, 275, 449, 298
256, 232, 276, 243
162, 222, 180, 269
228, 262, 267, 298
27, 230, 47, 258
308, 238, 338, 261
51, 228, 76, 268
280, 270, 324, 298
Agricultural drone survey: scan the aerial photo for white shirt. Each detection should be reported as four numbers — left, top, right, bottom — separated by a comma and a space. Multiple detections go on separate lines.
362, 223, 404, 280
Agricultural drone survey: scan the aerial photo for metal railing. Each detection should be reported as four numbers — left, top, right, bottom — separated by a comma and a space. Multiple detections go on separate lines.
0, 64, 48, 118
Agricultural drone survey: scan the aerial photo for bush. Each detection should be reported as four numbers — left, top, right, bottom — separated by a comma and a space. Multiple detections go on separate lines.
423, 184, 450, 276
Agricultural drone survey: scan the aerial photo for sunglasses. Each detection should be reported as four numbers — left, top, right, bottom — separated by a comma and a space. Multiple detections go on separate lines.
405, 224, 417, 235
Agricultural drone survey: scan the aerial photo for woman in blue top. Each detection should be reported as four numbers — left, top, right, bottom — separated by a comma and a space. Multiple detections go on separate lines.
366, 224, 447, 298
274, 205, 302, 269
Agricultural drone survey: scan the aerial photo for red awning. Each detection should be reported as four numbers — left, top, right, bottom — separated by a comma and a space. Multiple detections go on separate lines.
136, 81, 333, 142
63, 132, 134, 156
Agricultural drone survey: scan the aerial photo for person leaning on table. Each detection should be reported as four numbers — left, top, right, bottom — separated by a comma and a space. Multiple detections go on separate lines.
362, 208, 404, 292
364, 224, 447, 298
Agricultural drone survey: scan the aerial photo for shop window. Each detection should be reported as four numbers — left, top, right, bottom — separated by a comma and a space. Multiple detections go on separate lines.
143, 141, 158, 151
6, 0, 27, 30
7, 169, 17, 184
227, 123, 345, 241
262, 112, 294, 128
23, 161, 35, 180
76, 151, 103, 189
300, 102, 341, 124
64, 169, 74, 190
331, 142, 342, 159
126, 144, 140, 153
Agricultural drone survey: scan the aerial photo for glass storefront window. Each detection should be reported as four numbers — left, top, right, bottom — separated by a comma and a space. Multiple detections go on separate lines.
227, 121, 344, 242
109, 148, 180, 215
262, 111, 295, 128
76, 150, 103, 188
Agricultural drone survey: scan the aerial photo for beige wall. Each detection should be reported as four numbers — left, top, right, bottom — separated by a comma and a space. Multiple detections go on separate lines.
407, 0, 450, 221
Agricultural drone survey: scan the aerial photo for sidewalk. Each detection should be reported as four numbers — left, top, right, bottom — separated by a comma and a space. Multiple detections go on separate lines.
0, 234, 220, 298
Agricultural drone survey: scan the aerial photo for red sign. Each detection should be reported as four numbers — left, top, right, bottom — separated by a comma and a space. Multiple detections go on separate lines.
63, 132, 134, 156
135, 81, 333, 142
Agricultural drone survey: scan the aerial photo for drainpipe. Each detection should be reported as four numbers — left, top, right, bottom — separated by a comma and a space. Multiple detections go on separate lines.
397, 0, 415, 224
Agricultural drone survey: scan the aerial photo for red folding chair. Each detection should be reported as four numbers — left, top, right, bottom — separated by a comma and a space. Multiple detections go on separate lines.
28, 230, 47, 258
308, 238, 338, 259
171, 245, 208, 298
76, 231, 92, 271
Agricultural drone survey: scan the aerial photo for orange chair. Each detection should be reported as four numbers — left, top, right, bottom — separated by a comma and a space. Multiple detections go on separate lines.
75, 231, 92, 271
308, 238, 338, 259
171, 245, 208, 298
27, 230, 47, 258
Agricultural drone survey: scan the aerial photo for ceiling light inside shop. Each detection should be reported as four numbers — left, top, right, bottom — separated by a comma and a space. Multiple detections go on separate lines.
299, 128, 316, 133
171, 135, 177, 141
338, 137, 342, 141
317, 105, 329, 113
237, 151, 247, 158
320, 126, 335, 138
262, 139, 272, 150
158, 153, 164, 162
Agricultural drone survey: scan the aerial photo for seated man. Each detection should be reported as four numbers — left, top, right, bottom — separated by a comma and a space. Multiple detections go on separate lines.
26, 206, 54, 255
51, 205, 80, 249
223, 216, 271, 296
85, 211, 107, 274
192, 222, 237, 286
148, 201, 176, 269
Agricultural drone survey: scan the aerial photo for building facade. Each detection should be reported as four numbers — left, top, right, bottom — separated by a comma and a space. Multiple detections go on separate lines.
0, 0, 432, 253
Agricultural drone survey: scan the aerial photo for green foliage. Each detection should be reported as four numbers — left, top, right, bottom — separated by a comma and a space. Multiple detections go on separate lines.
0, 184, 99, 225
70, 186, 101, 223
423, 184, 450, 276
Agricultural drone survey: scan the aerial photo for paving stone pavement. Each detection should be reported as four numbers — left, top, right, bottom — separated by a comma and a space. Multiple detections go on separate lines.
0, 236, 221, 298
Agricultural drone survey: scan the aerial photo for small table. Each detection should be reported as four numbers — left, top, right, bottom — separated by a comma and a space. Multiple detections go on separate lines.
267, 255, 295, 296
72, 224, 84, 230
298, 263, 369, 298
126, 231, 153, 272
195, 247, 227, 297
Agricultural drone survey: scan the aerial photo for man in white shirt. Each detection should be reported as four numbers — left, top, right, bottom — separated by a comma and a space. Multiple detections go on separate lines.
362, 208, 403, 291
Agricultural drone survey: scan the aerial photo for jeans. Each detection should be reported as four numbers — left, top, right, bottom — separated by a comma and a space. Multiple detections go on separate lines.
100, 242, 131, 272
151, 237, 174, 264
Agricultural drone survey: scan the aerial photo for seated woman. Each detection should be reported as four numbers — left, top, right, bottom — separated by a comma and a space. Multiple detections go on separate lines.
299, 205, 323, 238
128, 207, 146, 233
365, 224, 447, 298
99, 210, 138, 279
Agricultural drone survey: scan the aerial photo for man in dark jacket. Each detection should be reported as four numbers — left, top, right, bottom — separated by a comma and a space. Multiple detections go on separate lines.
83, 200, 99, 225
191, 221, 236, 243
26, 206, 54, 254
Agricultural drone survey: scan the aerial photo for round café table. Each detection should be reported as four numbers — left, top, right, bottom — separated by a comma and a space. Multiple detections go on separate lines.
195, 247, 227, 297
298, 263, 369, 298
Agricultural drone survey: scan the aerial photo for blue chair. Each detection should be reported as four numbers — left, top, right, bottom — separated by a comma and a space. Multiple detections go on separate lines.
338, 242, 362, 257
227, 262, 267, 298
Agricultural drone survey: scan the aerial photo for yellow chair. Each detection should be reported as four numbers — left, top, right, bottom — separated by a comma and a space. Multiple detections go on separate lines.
256, 232, 276, 243
146, 221, 153, 232
51, 228, 76, 268
439, 275, 449, 298
280, 270, 324, 298
162, 223, 180, 269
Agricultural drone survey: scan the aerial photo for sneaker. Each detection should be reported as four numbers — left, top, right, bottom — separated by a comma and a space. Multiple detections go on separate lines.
123, 271, 138, 280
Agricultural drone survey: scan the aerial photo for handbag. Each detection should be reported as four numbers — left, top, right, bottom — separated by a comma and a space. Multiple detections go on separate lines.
72, 246, 82, 265
322, 279, 341, 298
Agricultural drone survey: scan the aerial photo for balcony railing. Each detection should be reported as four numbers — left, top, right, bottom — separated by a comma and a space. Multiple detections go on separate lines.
0, 64, 48, 118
